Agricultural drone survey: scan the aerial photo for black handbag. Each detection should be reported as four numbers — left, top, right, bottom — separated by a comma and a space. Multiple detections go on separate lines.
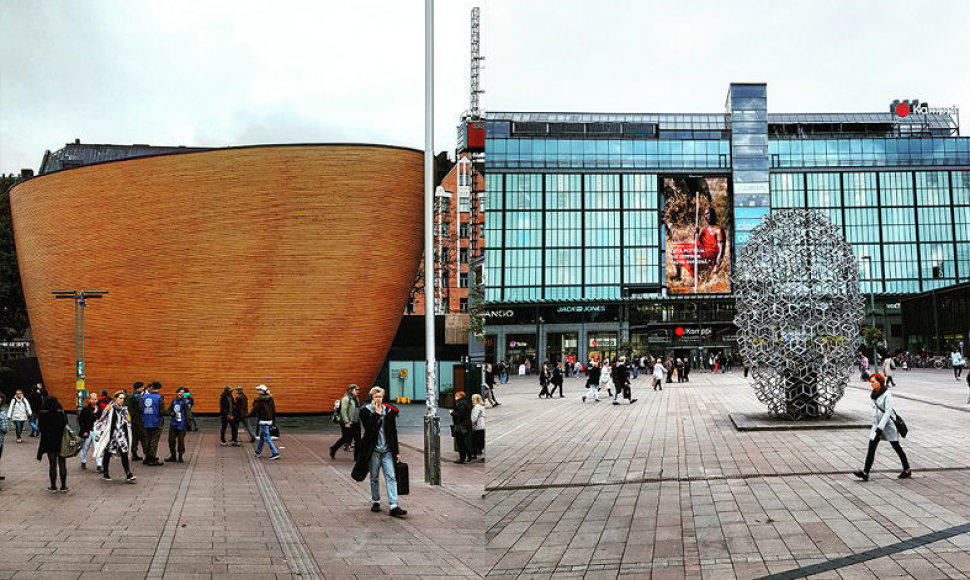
269, 424, 280, 438
894, 413, 908, 438
395, 460, 410, 495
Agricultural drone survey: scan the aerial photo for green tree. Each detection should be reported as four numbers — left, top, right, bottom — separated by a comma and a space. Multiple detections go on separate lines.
0, 174, 29, 340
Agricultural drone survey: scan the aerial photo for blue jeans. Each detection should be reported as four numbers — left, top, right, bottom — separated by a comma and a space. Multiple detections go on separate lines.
369, 450, 398, 507
255, 423, 279, 456
13, 420, 26, 439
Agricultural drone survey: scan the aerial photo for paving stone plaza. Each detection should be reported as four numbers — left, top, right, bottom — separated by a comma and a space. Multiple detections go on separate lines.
0, 408, 484, 579
485, 369, 970, 579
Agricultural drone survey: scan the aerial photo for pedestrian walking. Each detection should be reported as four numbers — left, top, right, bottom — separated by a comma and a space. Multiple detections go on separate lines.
881, 356, 896, 386
450, 391, 473, 464
219, 385, 234, 447
78, 392, 100, 471
93, 391, 137, 484
354, 387, 406, 517
665, 357, 675, 383
27, 383, 46, 437
470, 394, 485, 461
652, 358, 665, 391
0, 394, 7, 483
166, 389, 193, 463
548, 362, 564, 398
483, 363, 499, 406
251, 384, 280, 459
329, 385, 361, 460
6, 389, 32, 442
583, 361, 602, 402
139, 382, 165, 466
36, 396, 68, 492
853, 373, 911, 481
231, 386, 255, 444
123, 381, 147, 461
182, 388, 199, 432
951, 348, 965, 380
612, 356, 636, 405
538, 363, 552, 398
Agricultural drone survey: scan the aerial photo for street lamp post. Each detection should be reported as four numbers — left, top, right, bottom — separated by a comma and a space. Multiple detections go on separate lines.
423, 0, 441, 486
52, 290, 107, 418
860, 256, 877, 370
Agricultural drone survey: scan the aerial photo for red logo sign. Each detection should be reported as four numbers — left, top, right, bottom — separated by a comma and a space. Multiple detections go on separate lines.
674, 327, 685, 337
894, 102, 910, 117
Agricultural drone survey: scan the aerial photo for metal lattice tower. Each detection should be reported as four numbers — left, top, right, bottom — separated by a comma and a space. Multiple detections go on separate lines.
470, 7, 484, 119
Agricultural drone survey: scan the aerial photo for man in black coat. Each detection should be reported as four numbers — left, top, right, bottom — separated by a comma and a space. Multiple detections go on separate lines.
611, 356, 637, 405
450, 391, 474, 464
219, 386, 234, 446
27, 383, 47, 437
548, 362, 565, 398
352, 387, 406, 517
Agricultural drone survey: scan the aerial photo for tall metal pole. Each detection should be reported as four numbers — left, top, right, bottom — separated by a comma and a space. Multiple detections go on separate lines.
862, 257, 877, 370
423, 0, 441, 486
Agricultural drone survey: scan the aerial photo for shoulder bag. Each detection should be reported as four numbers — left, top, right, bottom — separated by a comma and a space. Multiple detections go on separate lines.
60, 425, 82, 458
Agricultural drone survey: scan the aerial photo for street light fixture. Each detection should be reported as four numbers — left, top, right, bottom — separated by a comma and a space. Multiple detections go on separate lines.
52, 290, 108, 415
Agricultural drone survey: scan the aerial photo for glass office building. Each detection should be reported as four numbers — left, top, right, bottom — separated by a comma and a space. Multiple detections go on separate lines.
483, 83, 970, 367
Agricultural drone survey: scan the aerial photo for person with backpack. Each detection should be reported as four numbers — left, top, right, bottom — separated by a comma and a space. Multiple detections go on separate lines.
36, 396, 68, 493
78, 392, 100, 471
232, 386, 256, 444
6, 389, 32, 443
93, 391, 137, 484
329, 384, 361, 460
124, 382, 147, 461
139, 382, 165, 466
166, 388, 193, 463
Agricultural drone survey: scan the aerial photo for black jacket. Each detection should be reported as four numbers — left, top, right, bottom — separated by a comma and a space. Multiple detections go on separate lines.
356, 403, 400, 461
587, 366, 601, 385
611, 364, 629, 387
36, 410, 66, 459
551, 366, 564, 386
251, 393, 276, 422
78, 404, 97, 437
484, 369, 495, 386
219, 391, 234, 417
451, 396, 473, 434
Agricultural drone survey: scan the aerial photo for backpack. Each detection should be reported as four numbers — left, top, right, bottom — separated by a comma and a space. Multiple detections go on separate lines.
60, 425, 82, 458
332, 398, 342, 424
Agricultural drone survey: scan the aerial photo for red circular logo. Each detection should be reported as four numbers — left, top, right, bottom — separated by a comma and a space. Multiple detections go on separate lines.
675, 326, 685, 337
895, 102, 910, 117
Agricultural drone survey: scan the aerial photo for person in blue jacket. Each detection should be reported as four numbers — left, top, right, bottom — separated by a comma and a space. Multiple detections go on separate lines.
139, 382, 165, 466
165, 388, 193, 463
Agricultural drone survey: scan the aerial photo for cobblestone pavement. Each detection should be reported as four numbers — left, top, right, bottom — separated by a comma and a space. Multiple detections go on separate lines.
485, 369, 970, 579
0, 405, 484, 579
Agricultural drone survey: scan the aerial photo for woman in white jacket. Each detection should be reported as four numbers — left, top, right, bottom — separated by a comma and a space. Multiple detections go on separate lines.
853, 373, 911, 481
470, 394, 485, 461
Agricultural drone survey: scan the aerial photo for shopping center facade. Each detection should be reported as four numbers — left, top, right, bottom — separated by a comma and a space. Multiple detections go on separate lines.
483, 83, 970, 367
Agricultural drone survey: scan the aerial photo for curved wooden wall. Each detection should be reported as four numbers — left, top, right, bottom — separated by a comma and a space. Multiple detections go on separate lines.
10, 145, 424, 413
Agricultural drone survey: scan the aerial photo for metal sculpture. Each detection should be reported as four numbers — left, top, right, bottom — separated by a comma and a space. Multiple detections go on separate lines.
734, 210, 864, 419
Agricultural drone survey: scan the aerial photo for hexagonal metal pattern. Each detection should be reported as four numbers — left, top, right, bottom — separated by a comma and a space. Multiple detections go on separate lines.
733, 210, 864, 419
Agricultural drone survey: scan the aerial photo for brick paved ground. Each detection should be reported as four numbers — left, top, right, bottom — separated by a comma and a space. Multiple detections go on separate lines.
485, 368, 970, 579
0, 405, 484, 579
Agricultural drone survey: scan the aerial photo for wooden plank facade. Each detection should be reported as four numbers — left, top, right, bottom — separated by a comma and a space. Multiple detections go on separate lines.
9, 145, 424, 413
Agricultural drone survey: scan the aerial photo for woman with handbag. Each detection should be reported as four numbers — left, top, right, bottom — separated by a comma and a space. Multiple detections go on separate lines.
36, 396, 68, 493
354, 387, 406, 517
853, 373, 911, 481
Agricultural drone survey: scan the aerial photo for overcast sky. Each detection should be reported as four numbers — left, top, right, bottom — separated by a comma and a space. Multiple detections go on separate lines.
2, 0, 969, 175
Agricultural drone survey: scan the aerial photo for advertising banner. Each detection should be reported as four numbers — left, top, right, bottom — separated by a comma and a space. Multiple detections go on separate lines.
663, 176, 731, 294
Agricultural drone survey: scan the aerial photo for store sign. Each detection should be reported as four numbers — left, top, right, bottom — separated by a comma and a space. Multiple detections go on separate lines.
509, 340, 529, 348
557, 305, 607, 314
891, 99, 958, 118
680, 327, 713, 337
589, 337, 617, 348
482, 309, 515, 318
886, 302, 901, 311
734, 182, 769, 195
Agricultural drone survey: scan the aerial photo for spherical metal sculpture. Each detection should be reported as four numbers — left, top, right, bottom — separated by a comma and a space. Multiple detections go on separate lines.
734, 210, 864, 419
